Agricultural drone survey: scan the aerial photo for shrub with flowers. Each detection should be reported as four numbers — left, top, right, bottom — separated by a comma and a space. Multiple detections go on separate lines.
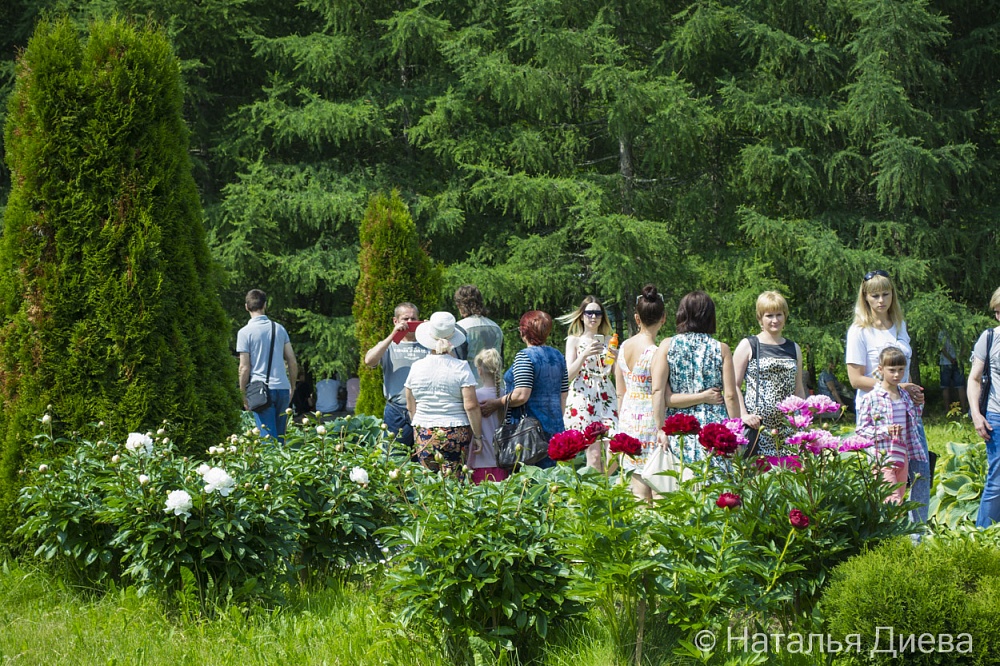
15, 414, 420, 604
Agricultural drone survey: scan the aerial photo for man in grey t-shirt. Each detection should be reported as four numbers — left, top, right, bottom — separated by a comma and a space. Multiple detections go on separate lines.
237, 289, 298, 443
363, 302, 429, 447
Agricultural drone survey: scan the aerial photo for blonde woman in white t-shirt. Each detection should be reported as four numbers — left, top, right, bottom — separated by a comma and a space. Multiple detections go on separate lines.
844, 270, 929, 524
405, 312, 483, 480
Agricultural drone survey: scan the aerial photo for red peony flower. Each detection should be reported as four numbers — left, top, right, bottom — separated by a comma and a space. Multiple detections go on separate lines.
548, 430, 589, 462
698, 422, 739, 456
789, 509, 810, 529
662, 413, 702, 436
716, 492, 742, 509
583, 421, 609, 445
609, 432, 643, 457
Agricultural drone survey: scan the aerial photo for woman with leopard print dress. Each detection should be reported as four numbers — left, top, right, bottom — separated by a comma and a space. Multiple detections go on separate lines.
733, 291, 806, 456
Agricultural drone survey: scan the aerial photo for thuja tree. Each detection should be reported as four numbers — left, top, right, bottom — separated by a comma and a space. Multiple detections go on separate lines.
0, 17, 240, 536
353, 190, 442, 416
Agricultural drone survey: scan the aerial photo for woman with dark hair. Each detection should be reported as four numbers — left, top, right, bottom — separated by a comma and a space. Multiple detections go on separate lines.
652, 291, 740, 463
846, 270, 928, 523
480, 311, 569, 468
557, 295, 618, 469
616, 284, 666, 499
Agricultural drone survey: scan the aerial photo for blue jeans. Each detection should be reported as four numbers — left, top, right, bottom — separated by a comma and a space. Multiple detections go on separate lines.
976, 412, 1000, 528
908, 419, 930, 524
252, 389, 291, 444
383, 401, 414, 448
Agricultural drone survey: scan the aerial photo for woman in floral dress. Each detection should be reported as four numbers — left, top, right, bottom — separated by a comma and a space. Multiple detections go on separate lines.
615, 285, 666, 499
653, 291, 740, 463
559, 296, 619, 469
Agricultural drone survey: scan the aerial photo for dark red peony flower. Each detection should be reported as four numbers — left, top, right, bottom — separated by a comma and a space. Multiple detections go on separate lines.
609, 432, 643, 457
789, 509, 810, 529
583, 421, 610, 445
548, 430, 589, 462
753, 457, 772, 472
662, 413, 702, 436
715, 492, 742, 509
698, 422, 739, 456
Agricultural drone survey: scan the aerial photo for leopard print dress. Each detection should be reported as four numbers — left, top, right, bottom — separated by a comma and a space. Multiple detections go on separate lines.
743, 337, 799, 455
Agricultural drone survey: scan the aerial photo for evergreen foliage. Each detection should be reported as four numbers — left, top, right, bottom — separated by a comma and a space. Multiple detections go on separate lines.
352, 190, 442, 416
0, 17, 239, 538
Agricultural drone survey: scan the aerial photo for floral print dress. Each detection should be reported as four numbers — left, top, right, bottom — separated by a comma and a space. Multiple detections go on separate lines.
665, 333, 728, 463
618, 345, 658, 473
563, 338, 619, 432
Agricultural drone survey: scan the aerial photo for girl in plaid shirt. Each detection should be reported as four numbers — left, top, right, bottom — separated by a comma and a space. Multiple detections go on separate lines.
856, 347, 928, 504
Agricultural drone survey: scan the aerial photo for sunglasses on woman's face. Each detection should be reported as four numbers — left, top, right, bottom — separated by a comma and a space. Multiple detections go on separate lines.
583, 310, 603, 318
863, 269, 890, 281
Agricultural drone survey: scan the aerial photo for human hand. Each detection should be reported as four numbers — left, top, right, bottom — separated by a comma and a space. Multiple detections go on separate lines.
900, 382, 925, 405
480, 399, 499, 418
742, 413, 762, 429
582, 339, 604, 358
973, 413, 993, 440
702, 387, 724, 405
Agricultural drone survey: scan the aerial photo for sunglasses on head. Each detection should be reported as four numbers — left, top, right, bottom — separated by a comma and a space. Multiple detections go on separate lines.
863, 270, 890, 282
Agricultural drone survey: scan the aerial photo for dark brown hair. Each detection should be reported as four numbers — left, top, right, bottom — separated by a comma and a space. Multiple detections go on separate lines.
519, 311, 554, 346
675, 290, 716, 334
636, 284, 665, 327
454, 285, 485, 317
245, 289, 267, 312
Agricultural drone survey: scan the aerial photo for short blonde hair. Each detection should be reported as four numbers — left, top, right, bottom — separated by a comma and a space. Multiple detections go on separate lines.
853, 273, 904, 329
990, 287, 1000, 313
756, 291, 789, 321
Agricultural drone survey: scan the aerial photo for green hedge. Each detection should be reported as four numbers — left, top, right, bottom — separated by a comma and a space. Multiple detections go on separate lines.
0, 17, 239, 541
823, 534, 1000, 664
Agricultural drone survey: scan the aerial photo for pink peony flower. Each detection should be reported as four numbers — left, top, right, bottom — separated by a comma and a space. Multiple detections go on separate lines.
788, 412, 814, 429
722, 418, 750, 447
716, 492, 742, 509
838, 435, 875, 452
805, 394, 841, 415
766, 455, 802, 470
776, 395, 808, 415
789, 509, 810, 529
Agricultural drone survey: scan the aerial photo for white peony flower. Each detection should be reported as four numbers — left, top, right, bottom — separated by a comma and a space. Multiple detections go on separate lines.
316, 425, 327, 436
196, 464, 211, 476
38, 464, 48, 473
164, 490, 193, 518
228, 446, 237, 453
350, 467, 369, 485
98, 421, 105, 427
125, 432, 154, 456
202, 467, 236, 496
388, 469, 399, 481
138, 474, 149, 486
41, 414, 52, 425
111, 455, 120, 464
157, 428, 166, 436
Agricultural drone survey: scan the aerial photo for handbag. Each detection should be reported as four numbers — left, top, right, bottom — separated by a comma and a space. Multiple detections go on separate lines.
245, 321, 276, 413
494, 393, 549, 469
742, 335, 763, 457
640, 443, 683, 494
981, 328, 994, 417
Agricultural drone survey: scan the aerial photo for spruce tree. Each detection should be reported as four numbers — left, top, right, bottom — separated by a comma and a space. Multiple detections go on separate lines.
353, 190, 442, 416
0, 17, 240, 536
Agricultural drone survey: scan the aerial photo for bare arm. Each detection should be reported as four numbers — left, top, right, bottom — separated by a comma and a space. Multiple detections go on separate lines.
481, 386, 531, 417
968, 357, 992, 439
615, 346, 627, 414
847, 363, 877, 392
238, 353, 251, 409
283, 342, 298, 396
363, 321, 408, 368
793, 343, 806, 399
462, 386, 482, 438
650, 338, 671, 432
732, 337, 759, 427
721, 342, 741, 419
406, 387, 416, 423
560, 391, 568, 413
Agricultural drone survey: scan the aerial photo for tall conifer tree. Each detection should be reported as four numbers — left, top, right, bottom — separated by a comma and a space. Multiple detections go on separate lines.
0, 17, 240, 535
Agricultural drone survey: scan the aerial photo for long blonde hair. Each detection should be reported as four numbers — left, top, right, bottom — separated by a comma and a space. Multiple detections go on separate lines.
853, 273, 904, 329
475, 348, 505, 398
556, 295, 613, 337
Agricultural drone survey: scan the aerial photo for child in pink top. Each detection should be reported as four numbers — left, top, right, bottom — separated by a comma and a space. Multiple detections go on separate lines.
856, 346, 927, 504
468, 349, 510, 483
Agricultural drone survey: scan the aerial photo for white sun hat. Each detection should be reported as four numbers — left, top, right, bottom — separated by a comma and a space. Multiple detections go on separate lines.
414, 311, 466, 351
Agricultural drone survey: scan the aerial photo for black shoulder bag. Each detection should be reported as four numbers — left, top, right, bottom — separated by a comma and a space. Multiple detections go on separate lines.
245, 321, 276, 413
980, 328, 994, 417
494, 392, 549, 469
742, 335, 763, 457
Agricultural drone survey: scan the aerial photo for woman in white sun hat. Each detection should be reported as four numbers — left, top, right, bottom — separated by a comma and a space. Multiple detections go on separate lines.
405, 312, 484, 479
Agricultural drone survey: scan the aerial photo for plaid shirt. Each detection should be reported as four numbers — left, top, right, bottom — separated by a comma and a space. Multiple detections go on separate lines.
856, 385, 927, 463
